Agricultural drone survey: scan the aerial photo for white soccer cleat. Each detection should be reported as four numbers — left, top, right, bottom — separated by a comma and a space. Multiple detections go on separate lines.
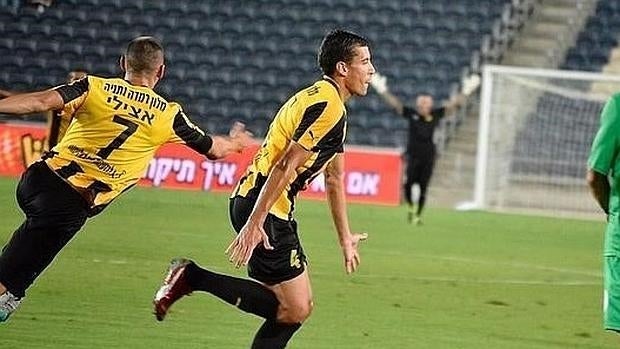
413, 217, 423, 226
0, 291, 22, 323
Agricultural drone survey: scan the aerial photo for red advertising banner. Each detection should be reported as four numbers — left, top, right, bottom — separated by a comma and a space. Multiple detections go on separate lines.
0, 122, 48, 176
0, 123, 402, 205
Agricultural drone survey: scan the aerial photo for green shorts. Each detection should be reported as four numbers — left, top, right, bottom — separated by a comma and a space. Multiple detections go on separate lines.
604, 256, 620, 332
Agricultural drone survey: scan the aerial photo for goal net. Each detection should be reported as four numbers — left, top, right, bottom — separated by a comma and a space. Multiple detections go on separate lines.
468, 65, 620, 216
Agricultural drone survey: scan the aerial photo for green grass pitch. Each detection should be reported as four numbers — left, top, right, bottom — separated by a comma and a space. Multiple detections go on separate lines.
0, 176, 617, 348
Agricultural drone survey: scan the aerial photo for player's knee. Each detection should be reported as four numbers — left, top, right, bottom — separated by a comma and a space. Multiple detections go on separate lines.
278, 300, 313, 324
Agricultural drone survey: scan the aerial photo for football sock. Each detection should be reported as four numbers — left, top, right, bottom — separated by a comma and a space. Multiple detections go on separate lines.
417, 192, 427, 216
403, 183, 413, 206
185, 262, 279, 319
251, 320, 302, 349
407, 205, 414, 223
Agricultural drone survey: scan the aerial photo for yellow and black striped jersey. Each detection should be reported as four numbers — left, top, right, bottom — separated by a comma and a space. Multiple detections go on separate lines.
233, 77, 347, 220
46, 96, 82, 148
44, 75, 212, 215
47, 111, 70, 149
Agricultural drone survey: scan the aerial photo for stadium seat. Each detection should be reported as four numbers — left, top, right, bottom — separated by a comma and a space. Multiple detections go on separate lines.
23, 56, 48, 70
0, 36, 14, 50
13, 40, 36, 58
8, 21, 29, 35
561, 1, 618, 72
27, 23, 51, 37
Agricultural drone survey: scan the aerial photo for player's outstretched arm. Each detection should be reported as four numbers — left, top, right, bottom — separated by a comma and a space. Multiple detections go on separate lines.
325, 154, 368, 274
206, 122, 254, 160
370, 72, 405, 116
587, 169, 610, 215
0, 90, 64, 115
443, 74, 481, 115
226, 141, 313, 267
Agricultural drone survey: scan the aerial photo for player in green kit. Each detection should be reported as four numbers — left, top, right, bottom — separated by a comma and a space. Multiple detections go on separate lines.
587, 92, 620, 333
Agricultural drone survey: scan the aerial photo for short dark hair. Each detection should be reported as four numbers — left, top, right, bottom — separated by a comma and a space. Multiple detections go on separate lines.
416, 92, 433, 98
318, 29, 370, 76
124, 36, 164, 74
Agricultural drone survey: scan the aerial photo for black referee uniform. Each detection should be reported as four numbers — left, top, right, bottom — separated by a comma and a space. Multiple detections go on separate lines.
402, 106, 445, 219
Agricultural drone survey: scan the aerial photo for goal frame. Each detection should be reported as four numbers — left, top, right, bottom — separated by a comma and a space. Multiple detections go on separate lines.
468, 64, 620, 211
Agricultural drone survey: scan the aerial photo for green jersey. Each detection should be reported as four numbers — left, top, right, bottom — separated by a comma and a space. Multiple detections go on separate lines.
588, 93, 620, 256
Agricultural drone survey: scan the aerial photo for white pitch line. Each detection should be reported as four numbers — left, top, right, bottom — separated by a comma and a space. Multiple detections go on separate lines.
311, 271, 598, 286
108, 260, 128, 265
360, 249, 602, 278
91, 259, 128, 265
87, 258, 597, 286
403, 276, 598, 286
84, 258, 599, 286
84, 252, 601, 286
426, 255, 602, 278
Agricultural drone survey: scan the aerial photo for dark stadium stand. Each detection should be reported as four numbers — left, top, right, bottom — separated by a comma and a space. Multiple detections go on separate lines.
511, 0, 619, 179
562, 0, 619, 72
0, 0, 509, 146
511, 93, 602, 179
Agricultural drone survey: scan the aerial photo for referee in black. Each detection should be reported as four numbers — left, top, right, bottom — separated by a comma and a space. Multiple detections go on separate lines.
370, 72, 478, 224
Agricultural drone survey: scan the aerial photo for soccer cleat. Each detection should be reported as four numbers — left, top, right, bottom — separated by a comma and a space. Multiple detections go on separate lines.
413, 216, 423, 226
407, 206, 415, 224
0, 291, 22, 323
153, 258, 193, 321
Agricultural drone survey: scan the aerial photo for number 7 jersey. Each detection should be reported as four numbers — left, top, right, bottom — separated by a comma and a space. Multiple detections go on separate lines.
44, 75, 213, 214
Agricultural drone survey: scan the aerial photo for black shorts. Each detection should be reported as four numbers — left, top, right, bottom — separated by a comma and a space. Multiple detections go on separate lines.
0, 161, 89, 297
406, 156, 435, 185
229, 196, 306, 285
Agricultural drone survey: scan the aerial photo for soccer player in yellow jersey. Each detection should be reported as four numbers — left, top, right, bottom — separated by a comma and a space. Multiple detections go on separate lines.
0, 36, 252, 322
154, 30, 375, 348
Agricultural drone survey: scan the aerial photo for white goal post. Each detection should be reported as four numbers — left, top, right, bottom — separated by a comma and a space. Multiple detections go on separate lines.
464, 64, 620, 215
